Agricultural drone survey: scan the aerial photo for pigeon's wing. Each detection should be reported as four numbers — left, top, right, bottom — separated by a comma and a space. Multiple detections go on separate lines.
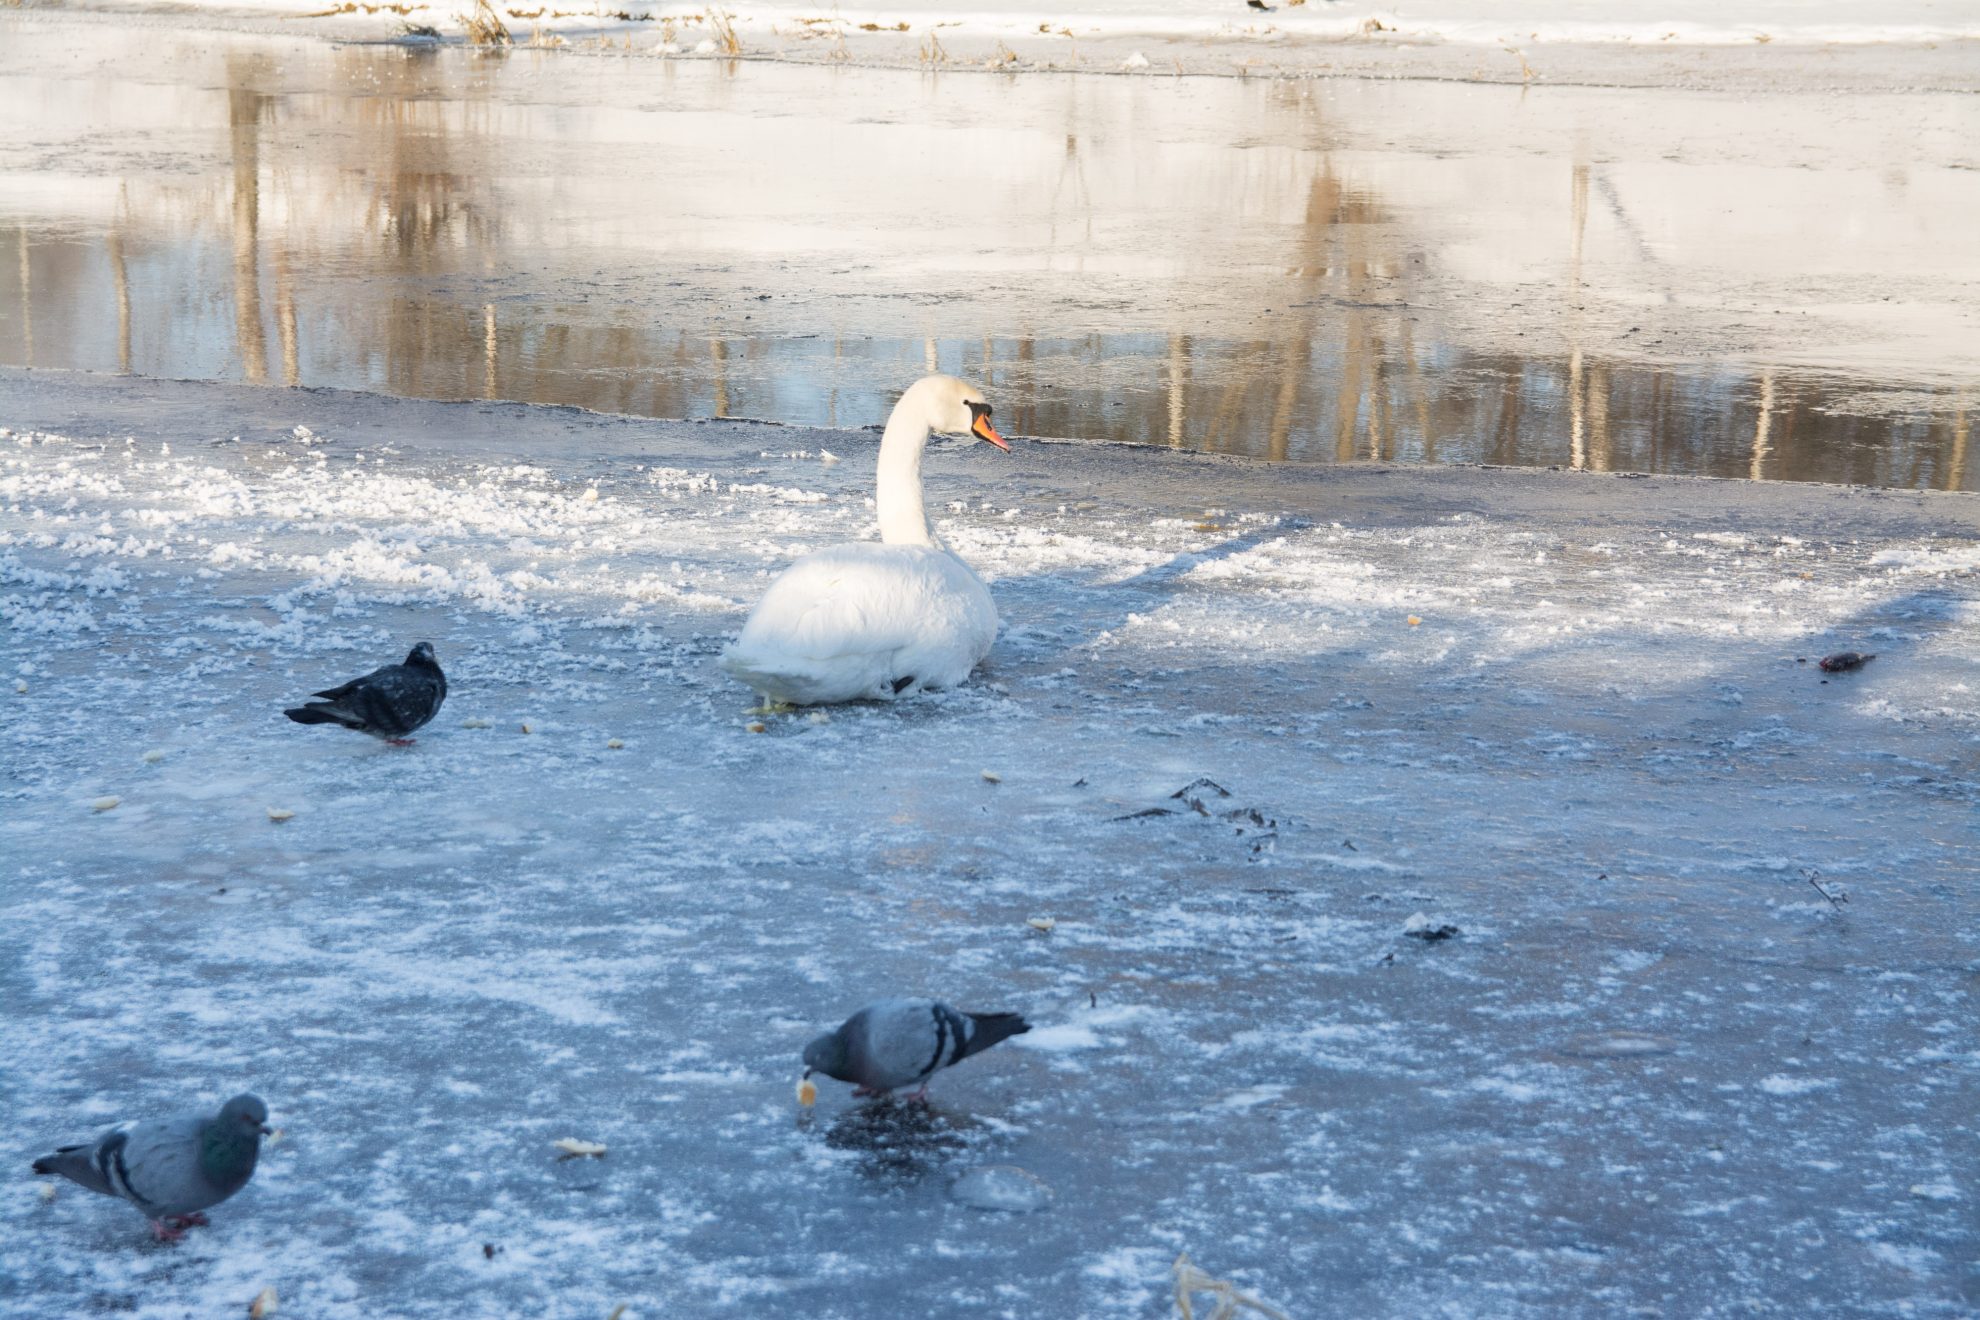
848, 998, 955, 1091
113, 1114, 213, 1217
359, 666, 445, 736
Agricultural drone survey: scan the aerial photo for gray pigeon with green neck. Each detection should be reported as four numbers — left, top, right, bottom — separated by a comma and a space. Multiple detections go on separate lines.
31, 1094, 270, 1241
803, 998, 1030, 1101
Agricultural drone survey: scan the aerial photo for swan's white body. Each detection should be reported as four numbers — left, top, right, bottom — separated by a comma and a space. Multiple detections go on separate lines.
720, 376, 1006, 706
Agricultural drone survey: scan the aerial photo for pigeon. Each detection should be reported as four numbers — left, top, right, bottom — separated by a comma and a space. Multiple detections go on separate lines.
32, 1093, 271, 1241
285, 641, 447, 744
803, 998, 1031, 1101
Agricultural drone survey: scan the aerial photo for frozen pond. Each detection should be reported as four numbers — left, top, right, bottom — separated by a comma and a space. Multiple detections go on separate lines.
1, 368, 1976, 1316
2, 18, 1977, 488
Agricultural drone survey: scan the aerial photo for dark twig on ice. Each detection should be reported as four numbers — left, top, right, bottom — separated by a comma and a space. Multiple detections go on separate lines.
1802, 868, 1848, 910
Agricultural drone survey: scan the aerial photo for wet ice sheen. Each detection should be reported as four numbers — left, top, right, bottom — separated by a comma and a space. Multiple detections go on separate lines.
0, 371, 1976, 1317
948, 1165, 1054, 1214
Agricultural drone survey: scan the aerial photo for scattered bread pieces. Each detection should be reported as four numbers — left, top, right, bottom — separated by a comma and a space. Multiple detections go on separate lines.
1027, 917, 1057, 932
797, 1077, 817, 1107
249, 1286, 279, 1319
92, 796, 120, 813
552, 1138, 607, 1159
981, 770, 1002, 783
266, 807, 296, 823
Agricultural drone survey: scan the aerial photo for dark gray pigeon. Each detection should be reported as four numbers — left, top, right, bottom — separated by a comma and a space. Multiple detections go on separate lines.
286, 641, 447, 744
32, 1093, 270, 1241
803, 998, 1030, 1101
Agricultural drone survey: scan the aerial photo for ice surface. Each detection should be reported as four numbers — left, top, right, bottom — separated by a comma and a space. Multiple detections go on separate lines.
1, 368, 1976, 1316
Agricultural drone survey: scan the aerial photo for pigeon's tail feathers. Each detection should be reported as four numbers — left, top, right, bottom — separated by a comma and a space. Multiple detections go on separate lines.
962, 1011, 1031, 1058
32, 1144, 113, 1196
311, 680, 359, 700
285, 703, 358, 728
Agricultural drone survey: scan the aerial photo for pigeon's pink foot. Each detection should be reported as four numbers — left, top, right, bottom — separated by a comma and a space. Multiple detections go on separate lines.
386, 737, 417, 747
149, 1219, 188, 1243
170, 1212, 210, 1228
906, 1086, 931, 1105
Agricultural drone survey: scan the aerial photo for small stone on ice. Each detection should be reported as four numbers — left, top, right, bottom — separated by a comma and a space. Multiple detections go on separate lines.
1402, 911, 1460, 941
266, 807, 295, 823
91, 796, 120, 813
607, 738, 625, 749
981, 770, 1002, 783
950, 1165, 1053, 1213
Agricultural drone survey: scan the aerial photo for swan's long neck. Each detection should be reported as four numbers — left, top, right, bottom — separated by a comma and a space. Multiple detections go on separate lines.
875, 399, 942, 548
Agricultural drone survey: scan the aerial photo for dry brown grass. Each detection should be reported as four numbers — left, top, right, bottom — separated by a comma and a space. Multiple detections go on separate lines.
1172, 1254, 1291, 1320
706, 6, 742, 55
459, 0, 512, 45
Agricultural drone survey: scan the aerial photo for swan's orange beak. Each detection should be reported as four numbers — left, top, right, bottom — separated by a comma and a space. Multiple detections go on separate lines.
972, 413, 1010, 451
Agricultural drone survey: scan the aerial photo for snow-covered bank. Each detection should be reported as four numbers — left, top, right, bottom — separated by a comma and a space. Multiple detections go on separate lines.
2, 369, 1976, 1316
10, 0, 1980, 89
38, 0, 1980, 47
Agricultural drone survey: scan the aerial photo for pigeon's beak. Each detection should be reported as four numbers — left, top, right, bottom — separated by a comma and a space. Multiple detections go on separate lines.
801, 1066, 813, 1080
972, 413, 1009, 452
259, 1124, 273, 1135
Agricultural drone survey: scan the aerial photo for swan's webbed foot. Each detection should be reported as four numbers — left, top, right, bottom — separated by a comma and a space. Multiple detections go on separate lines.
889, 675, 916, 695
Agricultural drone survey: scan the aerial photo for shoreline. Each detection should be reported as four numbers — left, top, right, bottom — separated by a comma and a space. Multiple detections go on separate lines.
6, 365, 1977, 514
7, 4, 1980, 91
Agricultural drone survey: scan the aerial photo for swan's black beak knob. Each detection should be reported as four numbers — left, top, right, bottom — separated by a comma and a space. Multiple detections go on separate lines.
968, 401, 1009, 451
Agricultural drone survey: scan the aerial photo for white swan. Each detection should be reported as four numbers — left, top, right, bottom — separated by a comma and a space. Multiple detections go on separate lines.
720, 374, 1009, 706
